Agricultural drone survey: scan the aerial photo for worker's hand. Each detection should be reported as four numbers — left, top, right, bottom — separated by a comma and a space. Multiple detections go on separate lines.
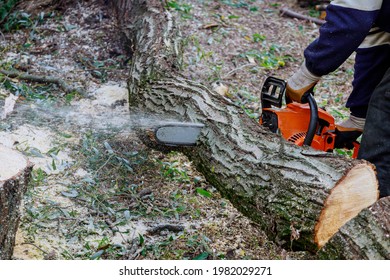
335, 115, 365, 149
286, 62, 320, 103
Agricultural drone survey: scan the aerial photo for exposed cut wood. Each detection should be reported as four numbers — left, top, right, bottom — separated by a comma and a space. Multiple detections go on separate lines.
0, 144, 33, 259
315, 163, 379, 248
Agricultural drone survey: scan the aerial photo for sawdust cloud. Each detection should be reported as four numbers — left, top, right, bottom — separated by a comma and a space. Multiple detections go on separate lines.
0, 100, 170, 136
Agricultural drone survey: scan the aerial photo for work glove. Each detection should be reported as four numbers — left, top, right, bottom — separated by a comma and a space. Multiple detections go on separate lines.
286, 62, 320, 103
334, 115, 365, 149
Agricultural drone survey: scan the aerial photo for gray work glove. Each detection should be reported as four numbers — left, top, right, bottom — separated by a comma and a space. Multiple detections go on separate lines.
335, 115, 365, 149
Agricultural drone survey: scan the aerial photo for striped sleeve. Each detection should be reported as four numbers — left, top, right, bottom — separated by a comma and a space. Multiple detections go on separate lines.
304, 0, 383, 76
359, 27, 390, 49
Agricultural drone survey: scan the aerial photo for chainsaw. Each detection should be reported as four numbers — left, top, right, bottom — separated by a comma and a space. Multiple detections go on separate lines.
153, 122, 204, 146
259, 76, 360, 158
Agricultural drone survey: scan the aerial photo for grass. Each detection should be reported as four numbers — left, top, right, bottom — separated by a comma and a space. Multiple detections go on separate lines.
166, 0, 193, 18
240, 44, 290, 69
0, 0, 19, 26
0, 4, 54, 32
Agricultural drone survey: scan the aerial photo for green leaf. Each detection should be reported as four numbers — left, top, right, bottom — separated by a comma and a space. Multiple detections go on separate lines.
47, 146, 61, 156
51, 159, 57, 170
61, 189, 79, 198
104, 141, 114, 154
252, 33, 266, 43
59, 132, 73, 138
196, 188, 212, 198
139, 234, 144, 246
27, 147, 45, 158
90, 250, 104, 260
193, 252, 209, 260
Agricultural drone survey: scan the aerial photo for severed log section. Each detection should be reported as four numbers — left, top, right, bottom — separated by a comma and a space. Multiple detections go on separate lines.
320, 196, 390, 259
111, 0, 388, 259
0, 145, 33, 259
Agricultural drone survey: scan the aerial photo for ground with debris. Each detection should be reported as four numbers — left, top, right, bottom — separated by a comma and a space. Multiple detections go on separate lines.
0, 0, 354, 260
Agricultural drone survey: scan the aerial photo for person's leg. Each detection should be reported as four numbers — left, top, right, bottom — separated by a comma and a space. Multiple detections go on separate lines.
336, 31, 390, 149
347, 39, 390, 118
358, 66, 390, 198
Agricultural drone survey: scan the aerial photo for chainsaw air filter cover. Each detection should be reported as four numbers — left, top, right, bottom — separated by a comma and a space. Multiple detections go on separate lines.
288, 132, 307, 145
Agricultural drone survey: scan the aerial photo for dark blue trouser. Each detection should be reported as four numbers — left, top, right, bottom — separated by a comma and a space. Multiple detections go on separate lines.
347, 44, 390, 118
358, 66, 390, 198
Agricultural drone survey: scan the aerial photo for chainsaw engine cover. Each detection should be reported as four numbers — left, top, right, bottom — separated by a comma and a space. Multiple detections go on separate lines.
260, 102, 336, 152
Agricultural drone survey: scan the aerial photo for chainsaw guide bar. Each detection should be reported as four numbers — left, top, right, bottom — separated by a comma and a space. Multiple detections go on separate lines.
154, 122, 205, 146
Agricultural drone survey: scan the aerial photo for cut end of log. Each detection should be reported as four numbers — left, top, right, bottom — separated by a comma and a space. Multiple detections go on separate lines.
0, 145, 31, 181
314, 162, 379, 248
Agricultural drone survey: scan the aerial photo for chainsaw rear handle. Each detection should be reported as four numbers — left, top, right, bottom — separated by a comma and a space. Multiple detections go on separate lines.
261, 76, 319, 146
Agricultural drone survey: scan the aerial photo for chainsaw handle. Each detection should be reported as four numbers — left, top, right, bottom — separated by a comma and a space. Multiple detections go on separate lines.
303, 94, 319, 146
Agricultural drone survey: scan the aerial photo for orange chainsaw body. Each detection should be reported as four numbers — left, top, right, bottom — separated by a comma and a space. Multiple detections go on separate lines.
260, 103, 336, 152
259, 76, 359, 158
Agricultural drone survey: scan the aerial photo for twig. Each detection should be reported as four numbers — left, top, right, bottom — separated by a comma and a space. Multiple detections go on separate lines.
0, 69, 87, 96
280, 7, 325, 25
94, 154, 115, 176
21, 242, 48, 255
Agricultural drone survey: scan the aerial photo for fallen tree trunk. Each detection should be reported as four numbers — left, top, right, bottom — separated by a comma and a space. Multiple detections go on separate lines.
0, 145, 33, 259
111, 0, 388, 259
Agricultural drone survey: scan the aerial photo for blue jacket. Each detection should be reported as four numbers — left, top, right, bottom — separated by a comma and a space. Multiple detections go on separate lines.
304, 0, 390, 117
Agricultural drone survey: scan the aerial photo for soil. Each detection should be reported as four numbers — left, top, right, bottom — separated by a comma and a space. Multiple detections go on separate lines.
0, 0, 354, 260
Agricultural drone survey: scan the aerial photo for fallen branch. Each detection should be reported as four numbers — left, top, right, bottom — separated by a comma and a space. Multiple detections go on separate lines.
280, 7, 325, 25
0, 69, 86, 96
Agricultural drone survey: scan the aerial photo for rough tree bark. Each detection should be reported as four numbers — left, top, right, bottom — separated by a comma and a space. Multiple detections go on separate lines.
319, 196, 389, 259
0, 145, 33, 259
110, 0, 389, 259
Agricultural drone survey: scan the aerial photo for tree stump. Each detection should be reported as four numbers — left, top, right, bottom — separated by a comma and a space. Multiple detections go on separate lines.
0, 145, 33, 259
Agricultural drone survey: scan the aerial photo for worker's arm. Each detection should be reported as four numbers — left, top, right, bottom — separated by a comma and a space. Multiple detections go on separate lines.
286, 0, 383, 103
305, 0, 383, 76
